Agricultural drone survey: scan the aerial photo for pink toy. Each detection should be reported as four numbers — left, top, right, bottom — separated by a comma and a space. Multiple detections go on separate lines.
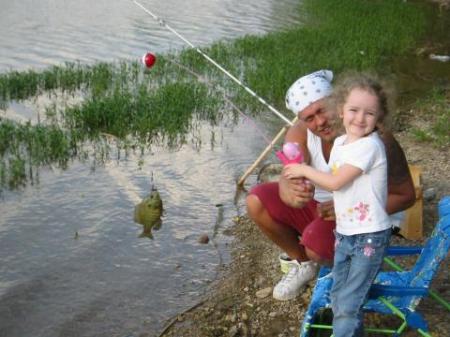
276, 142, 303, 165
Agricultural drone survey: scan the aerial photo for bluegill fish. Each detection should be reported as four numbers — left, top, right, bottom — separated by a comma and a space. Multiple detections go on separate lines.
134, 189, 163, 239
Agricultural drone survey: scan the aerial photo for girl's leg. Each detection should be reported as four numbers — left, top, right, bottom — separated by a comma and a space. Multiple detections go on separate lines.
330, 232, 351, 322
332, 229, 391, 337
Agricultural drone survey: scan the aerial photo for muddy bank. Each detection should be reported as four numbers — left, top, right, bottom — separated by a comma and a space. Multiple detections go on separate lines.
156, 129, 449, 337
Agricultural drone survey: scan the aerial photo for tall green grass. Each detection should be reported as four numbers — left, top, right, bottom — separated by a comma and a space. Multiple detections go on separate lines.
62, 81, 221, 144
221, 0, 428, 110
0, 119, 83, 189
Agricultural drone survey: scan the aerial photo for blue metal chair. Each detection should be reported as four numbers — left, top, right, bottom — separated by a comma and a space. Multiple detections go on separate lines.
300, 196, 450, 337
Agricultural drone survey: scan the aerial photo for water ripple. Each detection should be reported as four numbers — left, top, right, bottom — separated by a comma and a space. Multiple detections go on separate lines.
0, 0, 301, 72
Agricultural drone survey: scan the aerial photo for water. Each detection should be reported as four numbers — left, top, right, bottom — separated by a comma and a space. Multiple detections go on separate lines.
0, 0, 300, 336
0, 0, 302, 72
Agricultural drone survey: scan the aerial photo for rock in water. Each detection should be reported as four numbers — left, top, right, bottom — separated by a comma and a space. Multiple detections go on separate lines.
198, 234, 210, 244
134, 189, 163, 239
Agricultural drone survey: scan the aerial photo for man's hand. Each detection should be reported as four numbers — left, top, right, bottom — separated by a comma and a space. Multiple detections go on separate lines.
317, 200, 336, 221
279, 174, 314, 208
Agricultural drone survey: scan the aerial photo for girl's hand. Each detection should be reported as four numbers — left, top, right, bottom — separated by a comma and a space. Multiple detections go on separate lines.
283, 163, 307, 179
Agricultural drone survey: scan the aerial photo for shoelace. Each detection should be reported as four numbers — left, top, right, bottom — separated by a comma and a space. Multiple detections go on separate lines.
280, 265, 300, 284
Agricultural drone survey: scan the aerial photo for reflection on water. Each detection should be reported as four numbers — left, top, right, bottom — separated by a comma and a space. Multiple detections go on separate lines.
0, 1, 298, 336
0, 117, 277, 337
0, 0, 302, 72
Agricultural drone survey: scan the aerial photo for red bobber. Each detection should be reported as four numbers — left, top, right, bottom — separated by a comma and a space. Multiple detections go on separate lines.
142, 52, 156, 68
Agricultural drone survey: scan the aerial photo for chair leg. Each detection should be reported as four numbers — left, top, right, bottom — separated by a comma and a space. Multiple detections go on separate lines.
307, 309, 333, 337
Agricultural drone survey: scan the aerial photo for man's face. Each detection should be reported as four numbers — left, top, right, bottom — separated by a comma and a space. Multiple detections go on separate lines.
299, 98, 338, 142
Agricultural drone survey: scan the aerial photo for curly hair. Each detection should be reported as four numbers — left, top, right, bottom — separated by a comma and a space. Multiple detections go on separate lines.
326, 72, 394, 125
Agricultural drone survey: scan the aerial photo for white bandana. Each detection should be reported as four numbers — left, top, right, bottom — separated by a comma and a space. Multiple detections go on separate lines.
285, 70, 333, 114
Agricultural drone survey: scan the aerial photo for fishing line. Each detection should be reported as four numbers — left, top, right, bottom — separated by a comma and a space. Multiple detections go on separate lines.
130, 0, 294, 126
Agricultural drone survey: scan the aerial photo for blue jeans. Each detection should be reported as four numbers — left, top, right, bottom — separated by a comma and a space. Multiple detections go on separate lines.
331, 229, 391, 337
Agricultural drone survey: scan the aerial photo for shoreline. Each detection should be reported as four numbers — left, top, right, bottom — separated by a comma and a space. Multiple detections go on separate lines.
159, 127, 449, 337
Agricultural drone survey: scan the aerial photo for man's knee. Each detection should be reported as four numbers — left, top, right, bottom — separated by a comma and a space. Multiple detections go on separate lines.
246, 194, 276, 233
305, 247, 333, 266
246, 194, 263, 221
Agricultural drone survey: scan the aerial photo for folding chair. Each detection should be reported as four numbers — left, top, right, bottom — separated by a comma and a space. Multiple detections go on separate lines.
300, 195, 450, 337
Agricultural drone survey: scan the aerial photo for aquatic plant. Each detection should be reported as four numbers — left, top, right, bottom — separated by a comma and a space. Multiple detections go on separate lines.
61, 80, 221, 144
0, 119, 79, 189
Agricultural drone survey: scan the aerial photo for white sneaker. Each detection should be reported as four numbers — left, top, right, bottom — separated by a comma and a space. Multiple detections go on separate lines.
279, 253, 298, 274
272, 260, 319, 301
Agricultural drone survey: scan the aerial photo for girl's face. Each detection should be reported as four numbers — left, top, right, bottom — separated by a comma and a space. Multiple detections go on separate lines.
340, 88, 381, 142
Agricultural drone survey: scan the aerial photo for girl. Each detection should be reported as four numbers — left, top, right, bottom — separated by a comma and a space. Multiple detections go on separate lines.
283, 73, 392, 337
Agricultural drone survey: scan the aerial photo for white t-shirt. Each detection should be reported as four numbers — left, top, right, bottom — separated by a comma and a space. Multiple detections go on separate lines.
329, 132, 390, 235
306, 129, 333, 203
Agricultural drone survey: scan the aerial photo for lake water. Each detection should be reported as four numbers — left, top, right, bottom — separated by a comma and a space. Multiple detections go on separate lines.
0, 0, 302, 72
0, 1, 300, 336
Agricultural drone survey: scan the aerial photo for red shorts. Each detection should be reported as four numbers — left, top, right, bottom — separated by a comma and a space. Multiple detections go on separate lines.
249, 182, 336, 261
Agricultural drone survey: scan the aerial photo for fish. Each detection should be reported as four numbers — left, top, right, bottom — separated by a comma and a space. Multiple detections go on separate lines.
134, 188, 163, 239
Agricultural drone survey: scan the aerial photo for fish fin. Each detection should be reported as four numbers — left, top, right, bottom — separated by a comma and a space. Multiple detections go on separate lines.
139, 231, 154, 239
153, 219, 162, 231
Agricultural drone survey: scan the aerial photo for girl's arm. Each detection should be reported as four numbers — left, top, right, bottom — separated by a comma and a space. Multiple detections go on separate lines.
283, 163, 362, 192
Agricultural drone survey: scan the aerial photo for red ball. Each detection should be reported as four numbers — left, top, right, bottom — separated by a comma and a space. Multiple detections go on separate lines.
142, 53, 156, 68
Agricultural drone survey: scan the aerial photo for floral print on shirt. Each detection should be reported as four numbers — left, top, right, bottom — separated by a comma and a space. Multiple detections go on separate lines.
354, 202, 370, 221
337, 202, 372, 224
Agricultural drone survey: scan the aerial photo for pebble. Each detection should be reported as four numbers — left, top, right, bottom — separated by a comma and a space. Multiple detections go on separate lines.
301, 292, 310, 302
255, 287, 272, 298
198, 234, 209, 244
228, 325, 239, 337
255, 276, 266, 287
423, 187, 436, 201
269, 311, 278, 318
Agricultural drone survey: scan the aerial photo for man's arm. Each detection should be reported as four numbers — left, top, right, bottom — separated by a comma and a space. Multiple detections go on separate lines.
285, 120, 311, 164
279, 121, 314, 208
380, 128, 416, 214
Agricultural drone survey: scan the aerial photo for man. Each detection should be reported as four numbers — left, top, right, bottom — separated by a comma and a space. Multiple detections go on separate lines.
246, 70, 415, 301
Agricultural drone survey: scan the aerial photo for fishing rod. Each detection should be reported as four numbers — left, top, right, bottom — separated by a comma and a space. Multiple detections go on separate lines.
130, 0, 294, 127
164, 57, 298, 185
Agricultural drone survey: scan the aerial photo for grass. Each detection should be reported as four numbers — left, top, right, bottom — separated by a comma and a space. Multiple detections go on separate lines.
0, 0, 433, 190
0, 119, 83, 189
61, 81, 221, 145
410, 87, 450, 147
